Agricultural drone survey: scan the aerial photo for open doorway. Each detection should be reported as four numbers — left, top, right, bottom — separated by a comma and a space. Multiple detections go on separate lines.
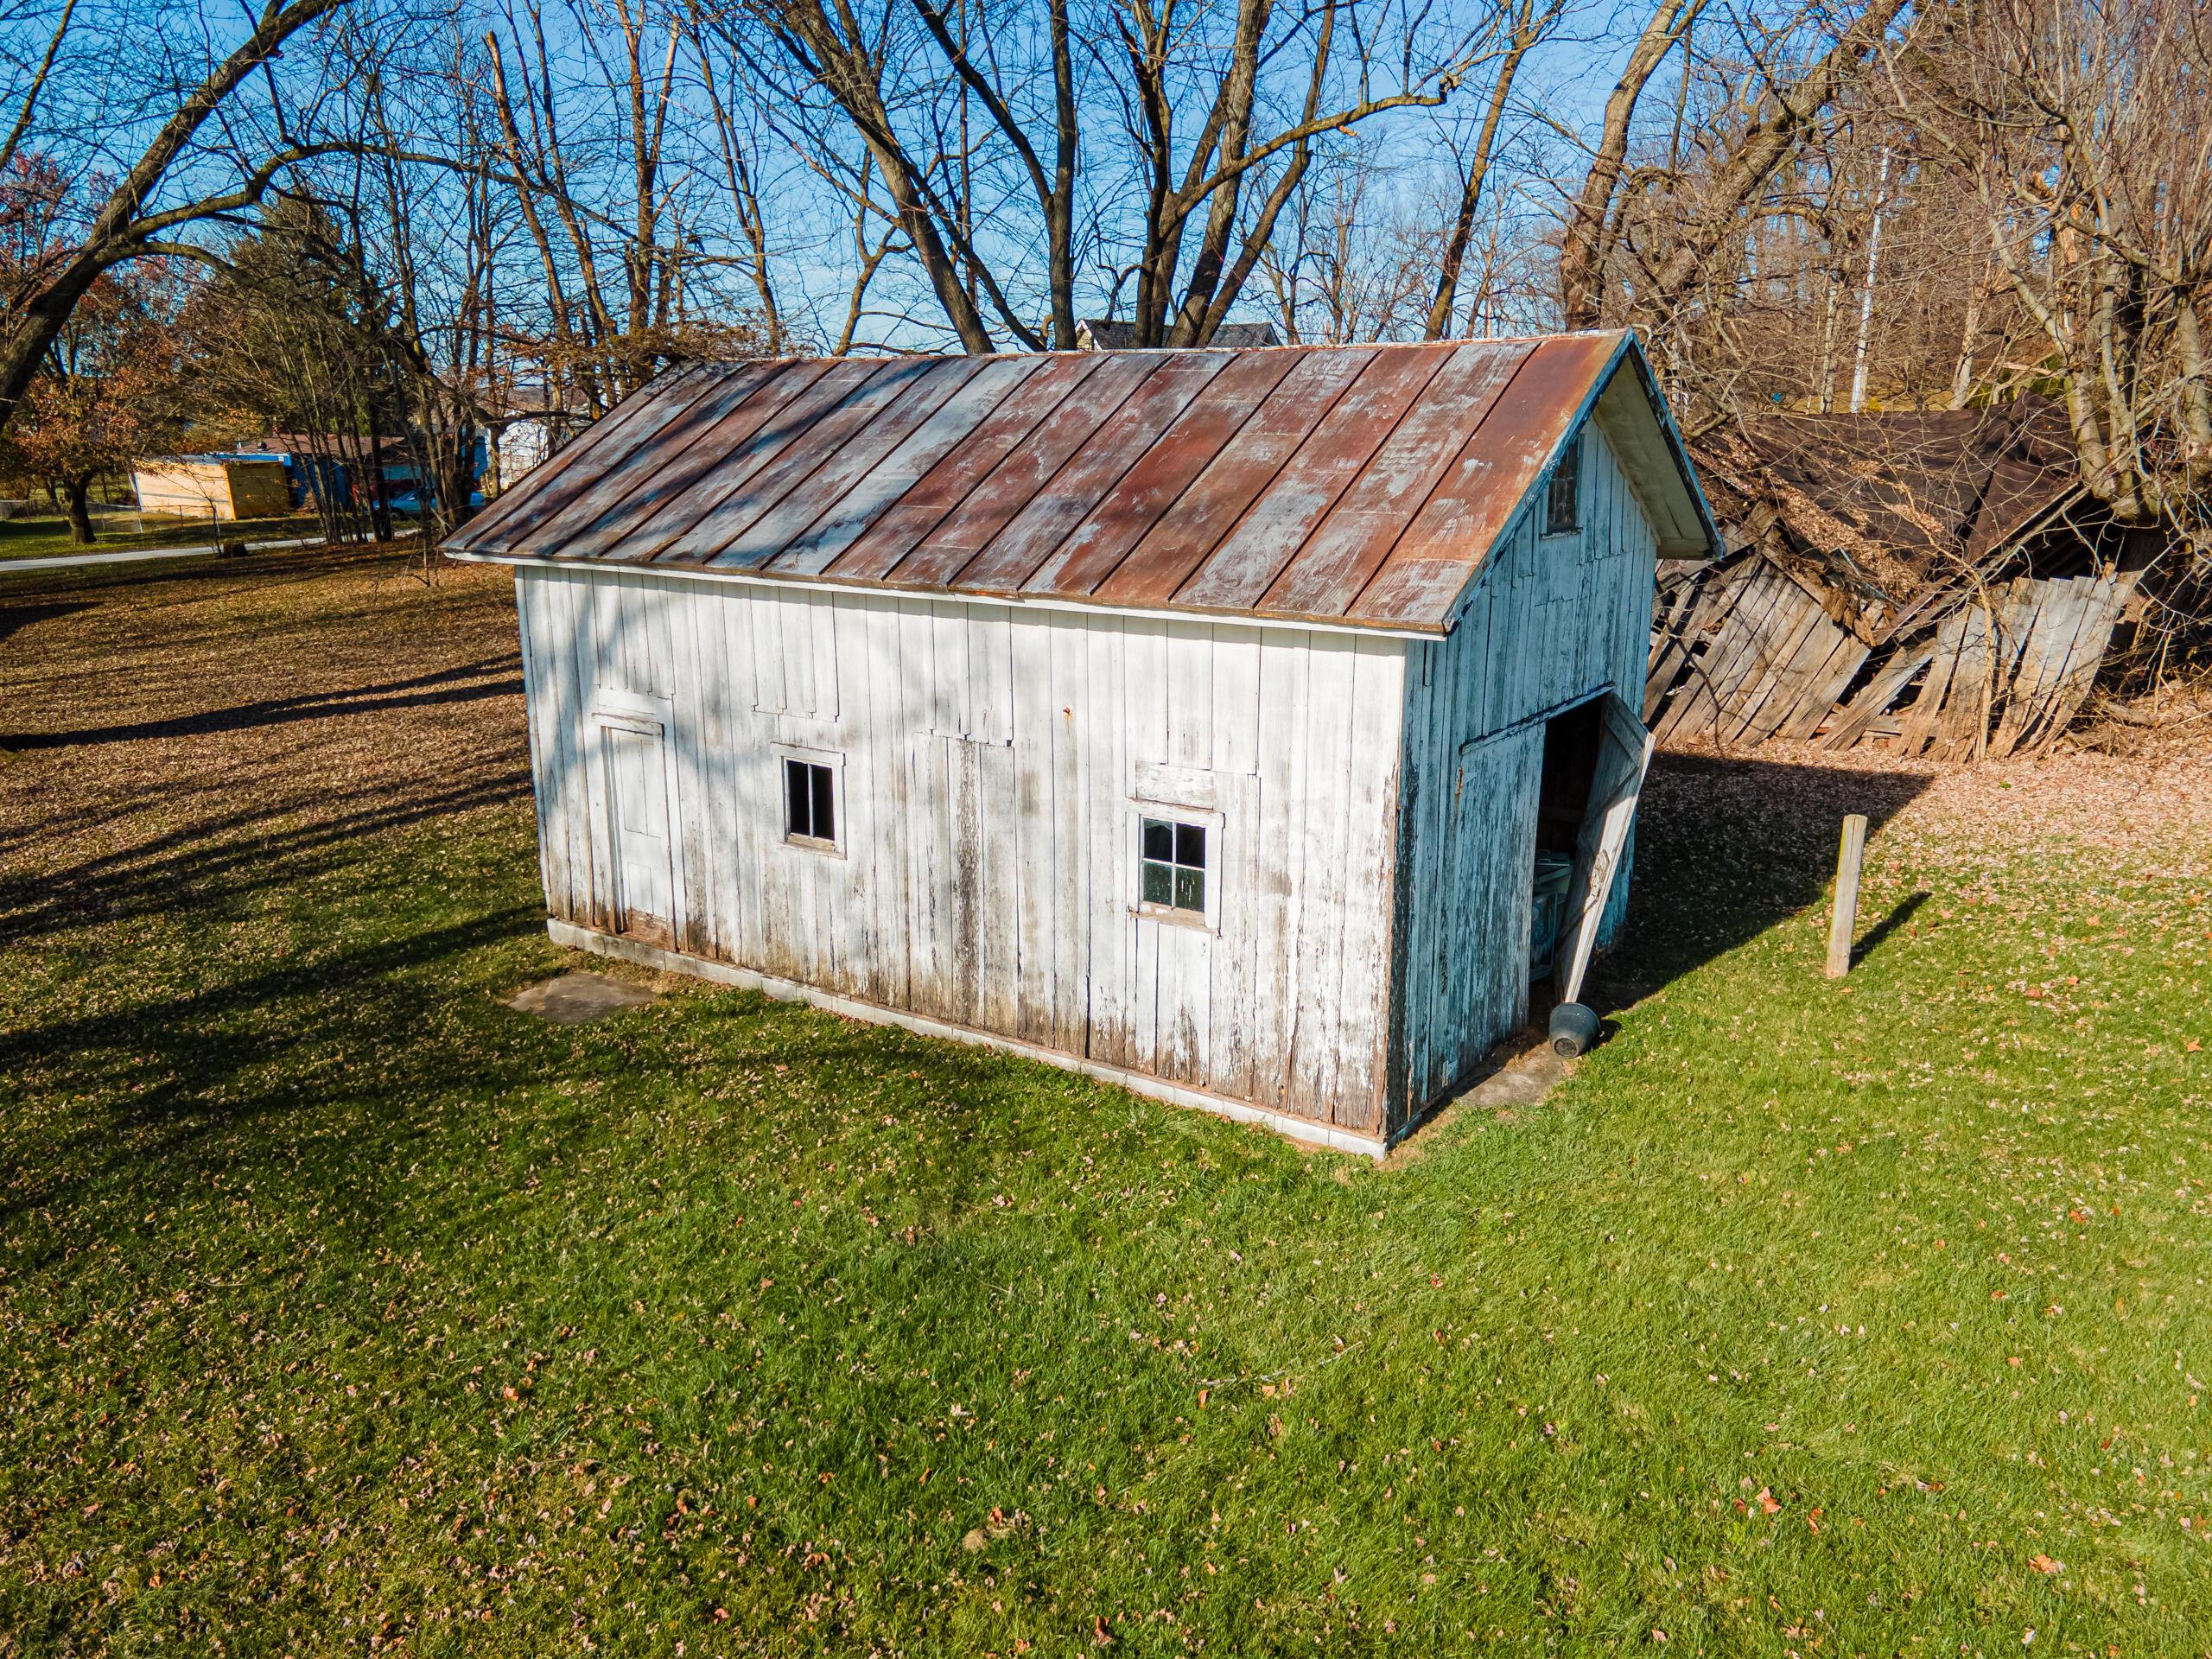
1529, 698, 1605, 980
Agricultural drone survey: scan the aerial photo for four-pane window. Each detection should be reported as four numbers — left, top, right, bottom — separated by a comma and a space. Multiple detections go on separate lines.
1141, 817, 1208, 915
783, 757, 836, 844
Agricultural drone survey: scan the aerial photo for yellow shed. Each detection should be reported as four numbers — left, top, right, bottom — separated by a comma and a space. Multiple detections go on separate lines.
131, 458, 290, 522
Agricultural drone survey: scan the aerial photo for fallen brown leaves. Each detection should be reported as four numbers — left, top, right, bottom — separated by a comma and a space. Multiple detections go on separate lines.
0, 543, 529, 928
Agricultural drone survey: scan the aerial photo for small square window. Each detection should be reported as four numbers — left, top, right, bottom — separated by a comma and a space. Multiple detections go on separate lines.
1140, 815, 1207, 916
1544, 434, 1581, 536
783, 757, 836, 844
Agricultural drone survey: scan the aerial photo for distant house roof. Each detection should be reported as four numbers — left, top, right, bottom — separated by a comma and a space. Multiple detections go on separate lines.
443, 332, 1716, 635
1077, 318, 1281, 351
1691, 396, 2088, 639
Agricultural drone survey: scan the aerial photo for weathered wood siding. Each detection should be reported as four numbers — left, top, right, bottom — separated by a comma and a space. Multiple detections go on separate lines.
1390, 416, 1660, 1126
515, 569, 1409, 1135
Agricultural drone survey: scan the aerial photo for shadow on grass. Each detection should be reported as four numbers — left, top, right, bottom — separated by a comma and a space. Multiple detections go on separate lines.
1592, 749, 1936, 1008
1853, 889, 1930, 967
0, 597, 96, 647
0, 770, 529, 946
0, 901, 546, 1244
0, 658, 520, 750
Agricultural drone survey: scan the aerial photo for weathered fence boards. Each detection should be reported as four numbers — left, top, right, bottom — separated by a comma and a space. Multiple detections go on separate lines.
1646, 563, 2135, 759
1644, 560, 1868, 749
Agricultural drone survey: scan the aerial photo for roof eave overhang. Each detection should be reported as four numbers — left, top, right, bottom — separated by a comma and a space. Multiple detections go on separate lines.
1438, 330, 1724, 633
444, 545, 1448, 641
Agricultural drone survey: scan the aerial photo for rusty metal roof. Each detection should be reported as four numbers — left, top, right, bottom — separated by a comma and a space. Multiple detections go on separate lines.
443, 330, 1710, 635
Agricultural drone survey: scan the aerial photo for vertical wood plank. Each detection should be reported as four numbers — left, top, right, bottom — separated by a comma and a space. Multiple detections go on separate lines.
1827, 814, 1868, 978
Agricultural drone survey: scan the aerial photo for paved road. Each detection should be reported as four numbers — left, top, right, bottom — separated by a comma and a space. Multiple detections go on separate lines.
1, 536, 321, 575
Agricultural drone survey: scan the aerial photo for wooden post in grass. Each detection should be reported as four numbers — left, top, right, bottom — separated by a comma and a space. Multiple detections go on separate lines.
1827, 814, 1868, 979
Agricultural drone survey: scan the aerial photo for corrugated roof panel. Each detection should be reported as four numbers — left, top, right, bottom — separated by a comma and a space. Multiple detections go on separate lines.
448, 331, 1711, 634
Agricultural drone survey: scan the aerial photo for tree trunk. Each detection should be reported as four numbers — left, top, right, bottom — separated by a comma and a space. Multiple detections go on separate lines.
1426, 5, 1550, 340
1556, 0, 1706, 331
0, 0, 353, 432
1638, 0, 1911, 312
62, 474, 94, 545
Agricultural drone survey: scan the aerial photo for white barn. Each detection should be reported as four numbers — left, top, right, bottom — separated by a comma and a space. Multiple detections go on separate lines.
446, 332, 1717, 1156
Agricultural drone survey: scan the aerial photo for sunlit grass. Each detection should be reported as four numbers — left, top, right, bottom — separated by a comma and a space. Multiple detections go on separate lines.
0, 511, 324, 561
2, 772, 2208, 1655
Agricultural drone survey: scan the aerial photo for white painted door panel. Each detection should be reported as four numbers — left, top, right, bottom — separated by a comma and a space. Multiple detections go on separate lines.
606, 723, 674, 947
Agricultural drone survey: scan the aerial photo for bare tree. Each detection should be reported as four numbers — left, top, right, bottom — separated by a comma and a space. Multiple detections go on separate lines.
1556, 0, 1911, 340
0, 0, 359, 428
483, 0, 747, 410
703, 0, 1494, 352
1555, 0, 1707, 333
1897, 0, 2212, 529
1423, 0, 1564, 340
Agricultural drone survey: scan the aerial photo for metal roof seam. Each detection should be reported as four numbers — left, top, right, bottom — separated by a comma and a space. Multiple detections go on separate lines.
446, 332, 1686, 634
1335, 338, 1554, 625
1253, 340, 1528, 620
715, 356, 990, 571
455, 361, 712, 553
626, 359, 841, 564
1039, 346, 1306, 600
874, 352, 1126, 587
931, 352, 1198, 593
687, 358, 928, 565
762, 354, 1040, 577
1111, 345, 1378, 608
1188, 342, 1457, 615
644, 359, 882, 563
539, 360, 787, 559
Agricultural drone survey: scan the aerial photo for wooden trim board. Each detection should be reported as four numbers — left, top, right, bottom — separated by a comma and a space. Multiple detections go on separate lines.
452, 547, 1442, 642
547, 918, 1392, 1160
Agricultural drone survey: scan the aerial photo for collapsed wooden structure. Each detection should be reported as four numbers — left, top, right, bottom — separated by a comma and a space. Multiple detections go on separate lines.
1645, 397, 2146, 760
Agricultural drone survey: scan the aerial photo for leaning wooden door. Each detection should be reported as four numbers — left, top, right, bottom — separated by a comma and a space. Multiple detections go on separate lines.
1435, 724, 1543, 1092
1553, 692, 1653, 1007
602, 719, 675, 949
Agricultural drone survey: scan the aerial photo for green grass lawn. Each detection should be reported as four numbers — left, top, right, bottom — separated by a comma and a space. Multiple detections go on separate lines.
3, 563, 2209, 1654
0, 510, 322, 561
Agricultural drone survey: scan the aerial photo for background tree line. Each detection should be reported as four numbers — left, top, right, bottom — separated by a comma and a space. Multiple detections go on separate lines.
0, 0, 2202, 610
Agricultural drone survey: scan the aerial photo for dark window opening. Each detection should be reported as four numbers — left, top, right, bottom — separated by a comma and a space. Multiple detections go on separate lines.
1141, 817, 1208, 915
1545, 434, 1581, 536
784, 758, 836, 843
